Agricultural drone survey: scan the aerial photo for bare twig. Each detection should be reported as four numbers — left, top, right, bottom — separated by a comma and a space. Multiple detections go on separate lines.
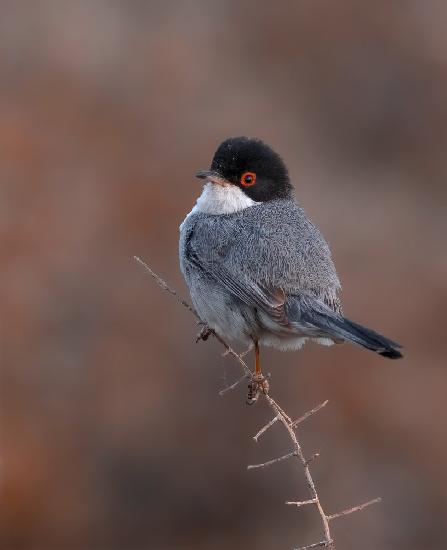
264, 393, 333, 547
291, 400, 329, 428
134, 256, 199, 319
295, 541, 333, 550
253, 414, 280, 441
304, 451, 320, 466
286, 499, 317, 507
222, 346, 252, 358
211, 331, 252, 377
327, 497, 382, 521
135, 258, 382, 550
218, 372, 250, 396
247, 450, 296, 470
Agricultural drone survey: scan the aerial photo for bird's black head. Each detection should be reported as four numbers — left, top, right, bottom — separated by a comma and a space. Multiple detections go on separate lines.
196, 137, 293, 202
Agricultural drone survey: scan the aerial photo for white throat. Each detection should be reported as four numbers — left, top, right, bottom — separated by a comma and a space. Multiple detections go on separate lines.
191, 182, 259, 215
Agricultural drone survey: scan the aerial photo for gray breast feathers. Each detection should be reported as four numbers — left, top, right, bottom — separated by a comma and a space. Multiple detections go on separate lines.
180, 199, 342, 322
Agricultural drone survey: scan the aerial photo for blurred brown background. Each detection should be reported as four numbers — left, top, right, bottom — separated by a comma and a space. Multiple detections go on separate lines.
1, 2, 446, 549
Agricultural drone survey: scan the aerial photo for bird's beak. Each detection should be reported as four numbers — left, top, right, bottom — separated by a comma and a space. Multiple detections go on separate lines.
195, 169, 229, 186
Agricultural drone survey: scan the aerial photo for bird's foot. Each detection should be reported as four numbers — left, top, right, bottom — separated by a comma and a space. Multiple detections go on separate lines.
196, 323, 214, 343
246, 372, 270, 405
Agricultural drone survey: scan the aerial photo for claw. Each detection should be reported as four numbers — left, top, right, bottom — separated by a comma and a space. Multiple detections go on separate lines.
246, 373, 270, 405
196, 325, 213, 343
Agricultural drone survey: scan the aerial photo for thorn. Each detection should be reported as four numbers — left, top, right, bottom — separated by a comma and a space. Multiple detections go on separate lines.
247, 450, 296, 470
294, 540, 333, 549
253, 414, 280, 441
286, 499, 318, 507
304, 452, 320, 466
291, 400, 329, 429
327, 497, 382, 521
218, 373, 250, 396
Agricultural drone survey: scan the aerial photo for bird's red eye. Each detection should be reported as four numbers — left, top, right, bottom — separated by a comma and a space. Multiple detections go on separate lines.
240, 172, 256, 187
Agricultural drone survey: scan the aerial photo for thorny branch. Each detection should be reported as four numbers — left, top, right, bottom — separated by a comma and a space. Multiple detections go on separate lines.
135, 257, 382, 550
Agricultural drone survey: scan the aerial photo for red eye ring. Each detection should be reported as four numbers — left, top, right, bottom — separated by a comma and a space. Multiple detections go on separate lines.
240, 171, 256, 187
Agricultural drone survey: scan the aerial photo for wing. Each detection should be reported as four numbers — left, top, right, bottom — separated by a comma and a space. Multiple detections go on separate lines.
185, 223, 287, 324
184, 200, 341, 324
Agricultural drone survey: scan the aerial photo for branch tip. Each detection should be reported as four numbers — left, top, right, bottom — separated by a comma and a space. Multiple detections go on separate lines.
253, 414, 280, 441
304, 452, 320, 466
218, 373, 250, 396
247, 450, 296, 470
286, 499, 318, 507
327, 497, 382, 521
291, 400, 329, 429
295, 540, 333, 550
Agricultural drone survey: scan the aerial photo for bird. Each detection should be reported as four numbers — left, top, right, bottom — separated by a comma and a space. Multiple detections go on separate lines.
179, 137, 402, 399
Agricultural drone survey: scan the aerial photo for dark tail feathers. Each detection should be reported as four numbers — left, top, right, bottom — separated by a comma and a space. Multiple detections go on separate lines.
324, 315, 403, 359
297, 298, 403, 359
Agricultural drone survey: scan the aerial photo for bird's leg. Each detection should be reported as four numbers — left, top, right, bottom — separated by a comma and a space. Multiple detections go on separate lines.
246, 339, 269, 405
